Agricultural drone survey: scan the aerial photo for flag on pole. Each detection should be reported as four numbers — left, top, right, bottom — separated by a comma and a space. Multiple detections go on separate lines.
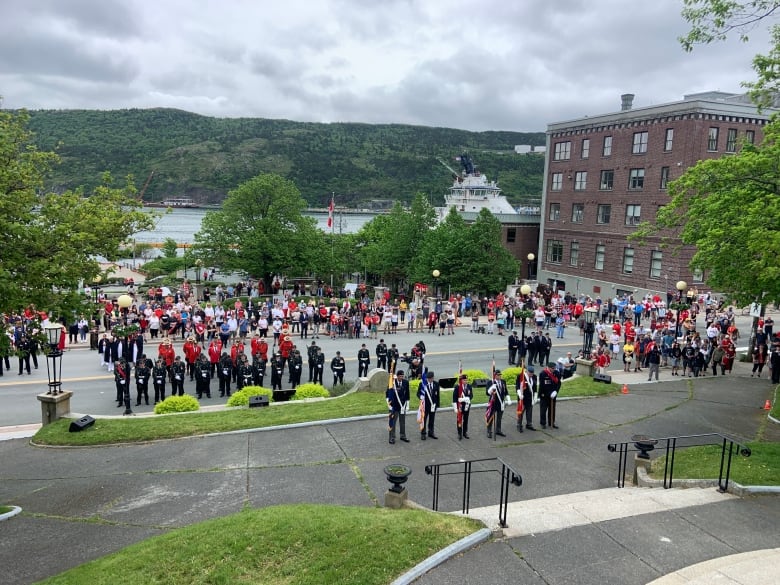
417, 370, 428, 431
327, 195, 334, 229
485, 356, 496, 428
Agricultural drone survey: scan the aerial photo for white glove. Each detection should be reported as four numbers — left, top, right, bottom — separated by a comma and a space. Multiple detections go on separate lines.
458, 396, 466, 403
533, 393, 539, 406
402, 401, 409, 414
504, 395, 511, 406
463, 396, 471, 405
551, 391, 558, 399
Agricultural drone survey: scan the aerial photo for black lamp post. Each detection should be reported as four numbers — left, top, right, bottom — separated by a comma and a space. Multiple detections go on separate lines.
675, 280, 688, 338
582, 307, 598, 355
44, 324, 63, 395
527, 253, 535, 280
519, 284, 532, 340
195, 259, 202, 284
432, 269, 440, 299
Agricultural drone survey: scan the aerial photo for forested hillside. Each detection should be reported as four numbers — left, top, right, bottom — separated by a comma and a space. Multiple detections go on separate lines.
24, 108, 546, 207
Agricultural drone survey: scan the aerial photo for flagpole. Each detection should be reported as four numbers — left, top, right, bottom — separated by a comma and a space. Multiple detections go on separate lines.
330, 192, 334, 290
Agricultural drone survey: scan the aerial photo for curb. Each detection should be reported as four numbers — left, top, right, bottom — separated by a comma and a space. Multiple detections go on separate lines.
636, 465, 780, 496
389, 528, 492, 585
0, 506, 22, 522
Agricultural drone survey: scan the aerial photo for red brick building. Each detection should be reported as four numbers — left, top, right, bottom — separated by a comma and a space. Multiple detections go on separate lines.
537, 91, 773, 300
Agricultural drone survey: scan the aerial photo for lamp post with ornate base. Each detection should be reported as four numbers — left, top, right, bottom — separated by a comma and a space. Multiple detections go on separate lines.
582, 307, 598, 356
36, 323, 73, 426
527, 253, 535, 280
432, 269, 440, 300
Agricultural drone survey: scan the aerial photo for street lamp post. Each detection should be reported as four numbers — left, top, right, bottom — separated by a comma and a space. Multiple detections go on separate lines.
44, 324, 63, 395
527, 253, 535, 280
674, 280, 688, 339
117, 294, 133, 326
432, 269, 440, 299
519, 284, 532, 341
195, 259, 202, 284
582, 307, 598, 356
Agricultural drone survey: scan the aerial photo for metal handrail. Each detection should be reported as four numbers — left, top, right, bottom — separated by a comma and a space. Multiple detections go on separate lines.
607, 432, 751, 492
425, 457, 522, 528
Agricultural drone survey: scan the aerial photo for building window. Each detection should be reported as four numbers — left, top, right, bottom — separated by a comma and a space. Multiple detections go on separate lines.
726, 128, 738, 153
599, 169, 614, 190
506, 228, 516, 243
745, 130, 755, 145
664, 128, 674, 151
594, 244, 605, 271
692, 267, 704, 283
602, 136, 612, 157
581, 138, 590, 159
548, 203, 560, 221
660, 166, 670, 190
632, 131, 648, 154
628, 168, 645, 190
546, 239, 563, 263
554, 141, 571, 161
551, 172, 563, 191
597, 204, 611, 224
649, 250, 662, 278
571, 203, 584, 223
622, 248, 635, 274
570, 241, 580, 267
574, 171, 587, 190
625, 204, 641, 226
708, 127, 719, 151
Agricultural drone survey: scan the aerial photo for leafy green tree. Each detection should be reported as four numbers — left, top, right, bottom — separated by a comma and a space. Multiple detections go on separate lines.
0, 110, 155, 315
192, 174, 323, 287
680, 0, 780, 107
634, 122, 780, 305
161, 238, 179, 259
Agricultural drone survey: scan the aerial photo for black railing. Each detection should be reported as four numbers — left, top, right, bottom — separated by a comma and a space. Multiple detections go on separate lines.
608, 433, 751, 492
425, 457, 522, 528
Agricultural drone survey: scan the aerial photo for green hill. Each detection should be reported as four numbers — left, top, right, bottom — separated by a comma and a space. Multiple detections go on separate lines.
23, 108, 546, 207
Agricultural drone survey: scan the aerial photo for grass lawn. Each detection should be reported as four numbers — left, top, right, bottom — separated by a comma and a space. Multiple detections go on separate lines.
34, 377, 619, 446
649, 442, 780, 486
37, 504, 482, 585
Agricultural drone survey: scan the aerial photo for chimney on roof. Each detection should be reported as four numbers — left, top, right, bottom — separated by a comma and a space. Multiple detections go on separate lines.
620, 93, 635, 111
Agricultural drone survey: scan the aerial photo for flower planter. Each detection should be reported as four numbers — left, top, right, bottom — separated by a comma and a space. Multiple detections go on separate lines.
383, 464, 412, 493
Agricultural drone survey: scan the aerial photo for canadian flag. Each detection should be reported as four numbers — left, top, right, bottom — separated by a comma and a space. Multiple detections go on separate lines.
327, 196, 334, 229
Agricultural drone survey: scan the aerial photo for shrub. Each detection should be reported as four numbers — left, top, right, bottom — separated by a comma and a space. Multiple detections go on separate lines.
154, 395, 200, 414
409, 378, 422, 394
291, 383, 330, 400
460, 369, 489, 384
227, 386, 272, 407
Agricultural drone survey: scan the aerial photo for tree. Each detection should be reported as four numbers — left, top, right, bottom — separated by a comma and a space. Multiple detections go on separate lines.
0, 109, 156, 315
192, 173, 323, 287
680, 0, 780, 107
632, 121, 780, 305
161, 238, 179, 259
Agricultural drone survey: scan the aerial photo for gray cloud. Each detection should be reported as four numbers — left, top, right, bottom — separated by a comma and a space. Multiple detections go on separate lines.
0, 0, 772, 131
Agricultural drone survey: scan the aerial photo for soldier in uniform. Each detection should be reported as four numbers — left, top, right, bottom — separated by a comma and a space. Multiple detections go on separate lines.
417, 370, 440, 440
313, 348, 325, 384
515, 365, 537, 432
236, 354, 254, 391
135, 354, 151, 406
330, 350, 346, 387
486, 369, 509, 438
218, 351, 233, 397
387, 343, 399, 373
195, 353, 212, 398
453, 374, 473, 440
357, 343, 370, 377
307, 340, 320, 382
270, 352, 285, 391
152, 357, 168, 404
538, 363, 561, 429
386, 370, 410, 444
375, 339, 388, 371
170, 355, 186, 396
289, 349, 303, 389
17, 335, 32, 375
252, 354, 267, 387
115, 356, 132, 414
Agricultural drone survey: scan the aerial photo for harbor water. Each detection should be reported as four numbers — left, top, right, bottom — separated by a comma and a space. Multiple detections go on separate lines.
133, 207, 377, 245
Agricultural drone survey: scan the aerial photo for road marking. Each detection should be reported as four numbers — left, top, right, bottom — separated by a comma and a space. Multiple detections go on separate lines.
0, 375, 112, 387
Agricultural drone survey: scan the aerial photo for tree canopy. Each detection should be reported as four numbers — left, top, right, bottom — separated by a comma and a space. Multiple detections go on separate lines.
0, 109, 155, 315
192, 173, 324, 286
680, 0, 780, 108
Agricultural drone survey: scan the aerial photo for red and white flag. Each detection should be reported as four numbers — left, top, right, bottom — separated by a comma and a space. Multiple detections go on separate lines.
327, 196, 334, 229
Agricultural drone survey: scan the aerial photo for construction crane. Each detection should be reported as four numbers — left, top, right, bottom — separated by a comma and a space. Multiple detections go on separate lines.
138, 170, 155, 201
435, 156, 461, 179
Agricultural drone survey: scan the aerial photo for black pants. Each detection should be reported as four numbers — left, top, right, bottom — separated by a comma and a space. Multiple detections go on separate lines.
153, 380, 166, 403
171, 377, 184, 396
458, 409, 470, 438
219, 377, 231, 396
358, 360, 369, 377
136, 383, 149, 405
18, 355, 31, 375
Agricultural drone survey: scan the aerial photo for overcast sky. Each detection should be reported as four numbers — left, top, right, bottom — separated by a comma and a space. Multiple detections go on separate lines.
0, 0, 772, 132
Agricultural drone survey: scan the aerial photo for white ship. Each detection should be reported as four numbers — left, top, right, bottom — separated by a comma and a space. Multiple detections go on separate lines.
436, 153, 519, 219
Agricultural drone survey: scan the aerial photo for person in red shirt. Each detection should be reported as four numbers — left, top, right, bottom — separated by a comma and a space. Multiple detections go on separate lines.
208, 338, 222, 378
158, 338, 176, 371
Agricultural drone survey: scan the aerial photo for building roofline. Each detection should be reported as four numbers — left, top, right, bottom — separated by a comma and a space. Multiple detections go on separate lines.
547, 94, 777, 133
